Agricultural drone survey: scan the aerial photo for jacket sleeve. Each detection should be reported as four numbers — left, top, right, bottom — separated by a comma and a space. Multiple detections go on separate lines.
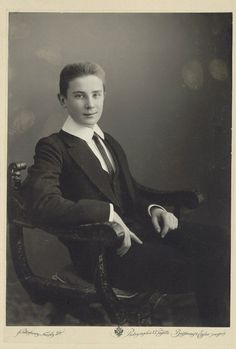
22, 137, 110, 226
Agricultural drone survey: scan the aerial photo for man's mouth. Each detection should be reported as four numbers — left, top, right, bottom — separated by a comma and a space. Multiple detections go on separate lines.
83, 112, 97, 116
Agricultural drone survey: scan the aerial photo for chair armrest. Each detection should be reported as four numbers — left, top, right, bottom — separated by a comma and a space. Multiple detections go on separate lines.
12, 219, 125, 246
46, 222, 125, 246
134, 181, 204, 209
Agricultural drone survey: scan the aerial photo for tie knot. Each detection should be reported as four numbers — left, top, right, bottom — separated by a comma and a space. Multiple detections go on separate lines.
93, 132, 100, 141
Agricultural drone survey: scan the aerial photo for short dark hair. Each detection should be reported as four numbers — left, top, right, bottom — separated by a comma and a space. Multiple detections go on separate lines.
59, 62, 106, 97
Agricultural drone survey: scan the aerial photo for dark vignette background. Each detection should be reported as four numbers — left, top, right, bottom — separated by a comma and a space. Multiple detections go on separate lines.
7, 13, 232, 325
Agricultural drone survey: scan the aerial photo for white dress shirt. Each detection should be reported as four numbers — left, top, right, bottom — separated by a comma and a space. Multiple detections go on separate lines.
62, 116, 165, 222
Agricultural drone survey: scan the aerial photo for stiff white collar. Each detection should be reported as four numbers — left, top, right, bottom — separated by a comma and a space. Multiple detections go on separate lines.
62, 115, 104, 142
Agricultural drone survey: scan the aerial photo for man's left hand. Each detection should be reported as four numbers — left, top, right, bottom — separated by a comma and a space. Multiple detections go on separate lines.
151, 207, 178, 238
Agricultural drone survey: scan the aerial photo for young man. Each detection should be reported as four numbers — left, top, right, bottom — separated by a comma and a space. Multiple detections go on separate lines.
23, 62, 229, 326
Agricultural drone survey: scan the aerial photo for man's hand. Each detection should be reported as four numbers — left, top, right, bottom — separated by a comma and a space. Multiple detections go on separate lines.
150, 207, 178, 238
113, 212, 143, 257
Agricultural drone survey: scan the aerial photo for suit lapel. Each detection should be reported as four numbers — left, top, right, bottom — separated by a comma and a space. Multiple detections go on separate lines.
59, 130, 120, 206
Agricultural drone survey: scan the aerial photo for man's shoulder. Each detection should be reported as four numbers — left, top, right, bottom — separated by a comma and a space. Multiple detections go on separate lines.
104, 132, 121, 146
104, 132, 125, 151
37, 132, 61, 143
36, 131, 63, 147
35, 132, 67, 156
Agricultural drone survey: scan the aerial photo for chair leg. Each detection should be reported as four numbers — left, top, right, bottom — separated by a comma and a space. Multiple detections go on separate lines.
94, 249, 126, 325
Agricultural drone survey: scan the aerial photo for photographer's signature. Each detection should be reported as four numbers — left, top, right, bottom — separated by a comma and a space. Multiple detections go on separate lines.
114, 326, 226, 339
15, 328, 64, 338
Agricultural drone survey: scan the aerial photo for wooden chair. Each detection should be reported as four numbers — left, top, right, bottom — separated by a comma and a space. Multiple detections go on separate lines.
7, 161, 203, 326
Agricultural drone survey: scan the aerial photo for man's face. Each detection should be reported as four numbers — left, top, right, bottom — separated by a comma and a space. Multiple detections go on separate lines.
59, 75, 105, 128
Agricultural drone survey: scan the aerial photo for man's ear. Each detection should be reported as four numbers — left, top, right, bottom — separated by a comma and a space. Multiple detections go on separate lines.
57, 93, 67, 108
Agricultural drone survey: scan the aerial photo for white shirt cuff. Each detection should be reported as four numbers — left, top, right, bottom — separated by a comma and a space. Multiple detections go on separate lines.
108, 203, 114, 221
148, 204, 167, 216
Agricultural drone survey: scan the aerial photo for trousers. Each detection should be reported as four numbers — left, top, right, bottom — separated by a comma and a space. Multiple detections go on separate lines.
106, 220, 230, 327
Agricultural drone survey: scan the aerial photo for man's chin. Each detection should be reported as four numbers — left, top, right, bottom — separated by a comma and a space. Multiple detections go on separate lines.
81, 120, 98, 128
84, 116, 101, 125
85, 119, 97, 125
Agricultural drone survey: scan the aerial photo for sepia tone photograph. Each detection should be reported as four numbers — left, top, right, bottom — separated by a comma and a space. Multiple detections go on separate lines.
6, 11, 232, 329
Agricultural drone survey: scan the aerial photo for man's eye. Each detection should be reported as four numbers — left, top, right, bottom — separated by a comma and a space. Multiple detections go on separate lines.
93, 93, 102, 98
75, 94, 84, 99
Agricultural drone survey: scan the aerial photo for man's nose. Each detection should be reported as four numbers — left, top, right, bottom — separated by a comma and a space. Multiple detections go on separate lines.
85, 96, 95, 108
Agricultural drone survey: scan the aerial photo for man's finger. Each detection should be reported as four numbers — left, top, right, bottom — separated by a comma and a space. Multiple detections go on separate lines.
152, 216, 161, 233
170, 214, 176, 229
130, 231, 143, 244
170, 215, 178, 230
117, 245, 129, 257
173, 217, 178, 229
161, 216, 169, 238
118, 246, 129, 257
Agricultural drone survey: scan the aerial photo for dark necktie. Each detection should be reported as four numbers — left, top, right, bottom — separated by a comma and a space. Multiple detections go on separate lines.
93, 133, 114, 176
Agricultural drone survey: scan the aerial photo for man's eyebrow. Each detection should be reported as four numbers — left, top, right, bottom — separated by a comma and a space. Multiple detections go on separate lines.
72, 90, 103, 94
72, 90, 86, 94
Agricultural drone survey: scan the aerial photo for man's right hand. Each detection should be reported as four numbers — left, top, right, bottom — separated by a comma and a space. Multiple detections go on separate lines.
113, 212, 143, 257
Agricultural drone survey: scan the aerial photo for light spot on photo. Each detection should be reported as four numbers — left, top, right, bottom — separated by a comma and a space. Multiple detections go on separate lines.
209, 59, 228, 81
35, 47, 61, 65
182, 60, 204, 90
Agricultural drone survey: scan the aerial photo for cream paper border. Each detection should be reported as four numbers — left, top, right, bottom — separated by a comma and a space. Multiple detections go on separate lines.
0, 0, 235, 348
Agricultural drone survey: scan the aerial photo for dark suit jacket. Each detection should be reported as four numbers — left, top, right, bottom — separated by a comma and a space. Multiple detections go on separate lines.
22, 130, 152, 278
